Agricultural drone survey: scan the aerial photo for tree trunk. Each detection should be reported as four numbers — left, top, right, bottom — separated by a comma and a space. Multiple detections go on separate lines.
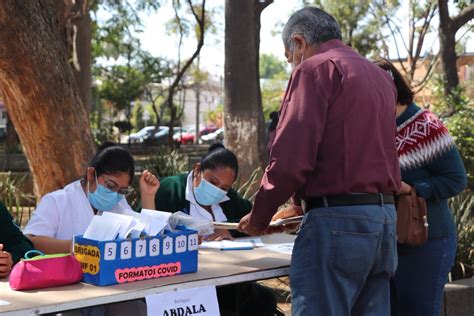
438, 0, 474, 97
71, 11, 92, 113
224, 0, 271, 182
0, 1, 95, 198
55, 0, 92, 113
438, 0, 459, 97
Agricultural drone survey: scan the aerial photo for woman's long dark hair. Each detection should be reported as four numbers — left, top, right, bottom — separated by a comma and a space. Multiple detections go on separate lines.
199, 143, 239, 180
88, 142, 135, 184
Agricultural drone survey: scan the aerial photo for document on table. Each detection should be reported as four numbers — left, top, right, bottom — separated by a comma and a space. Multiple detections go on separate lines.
200, 237, 264, 250
263, 243, 294, 255
212, 215, 303, 230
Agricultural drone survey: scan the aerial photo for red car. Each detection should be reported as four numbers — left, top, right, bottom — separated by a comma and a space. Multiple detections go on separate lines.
174, 125, 218, 144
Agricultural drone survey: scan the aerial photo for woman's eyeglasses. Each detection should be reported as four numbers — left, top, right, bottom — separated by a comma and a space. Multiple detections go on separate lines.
103, 178, 131, 196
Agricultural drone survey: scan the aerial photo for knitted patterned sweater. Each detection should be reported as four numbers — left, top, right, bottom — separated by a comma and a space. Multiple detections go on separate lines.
396, 103, 467, 239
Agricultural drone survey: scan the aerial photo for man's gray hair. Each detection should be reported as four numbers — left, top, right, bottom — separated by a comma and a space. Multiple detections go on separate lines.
282, 7, 342, 50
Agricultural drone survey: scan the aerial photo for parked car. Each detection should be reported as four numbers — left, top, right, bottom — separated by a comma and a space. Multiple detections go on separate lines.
146, 127, 188, 145
200, 128, 224, 144
174, 125, 218, 145
127, 126, 156, 143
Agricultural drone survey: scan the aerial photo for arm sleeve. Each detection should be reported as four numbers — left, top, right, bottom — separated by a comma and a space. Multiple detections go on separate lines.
250, 64, 337, 230
23, 195, 60, 238
0, 202, 34, 264
412, 147, 467, 201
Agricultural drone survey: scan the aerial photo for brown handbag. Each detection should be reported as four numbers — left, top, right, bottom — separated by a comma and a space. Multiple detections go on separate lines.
395, 187, 429, 246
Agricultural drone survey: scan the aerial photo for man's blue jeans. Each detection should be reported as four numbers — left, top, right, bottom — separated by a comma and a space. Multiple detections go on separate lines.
290, 204, 398, 316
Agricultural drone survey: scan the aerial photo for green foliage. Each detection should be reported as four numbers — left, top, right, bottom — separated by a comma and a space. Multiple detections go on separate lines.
145, 148, 188, 178
303, 0, 400, 57
449, 191, 474, 267
100, 65, 148, 111
261, 79, 286, 120
132, 101, 145, 131
260, 54, 288, 120
0, 172, 34, 225
430, 76, 474, 189
204, 104, 223, 125
260, 54, 289, 79
236, 168, 262, 202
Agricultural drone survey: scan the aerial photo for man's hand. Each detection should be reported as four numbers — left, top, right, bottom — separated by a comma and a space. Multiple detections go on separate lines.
272, 205, 303, 221
264, 205, 304, 234
203, 229, 234, 241
0, 244, 13, 278
237, 213, 264, 236
398, 181, 412, 195
139, 170, 160, 197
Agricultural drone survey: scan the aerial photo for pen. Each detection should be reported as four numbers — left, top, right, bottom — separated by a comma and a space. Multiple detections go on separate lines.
220, 247, 253, 251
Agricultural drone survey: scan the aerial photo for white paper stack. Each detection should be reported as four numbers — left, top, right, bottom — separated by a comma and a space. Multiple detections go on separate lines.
83, 216, 121, 241
83, 209, 172, 241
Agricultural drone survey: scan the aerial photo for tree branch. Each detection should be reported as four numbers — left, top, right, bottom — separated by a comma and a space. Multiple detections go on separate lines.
413, 54, 439, 90
413, 3, 437, 73
257, 0, 273, 14
384, 19, 410, 75
165, 0, 206, 146
438, 0, 452, 26
452, 3, 474, 32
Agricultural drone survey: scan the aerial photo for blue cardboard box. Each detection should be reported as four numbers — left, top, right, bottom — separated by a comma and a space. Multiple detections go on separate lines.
73, 226, 198, 286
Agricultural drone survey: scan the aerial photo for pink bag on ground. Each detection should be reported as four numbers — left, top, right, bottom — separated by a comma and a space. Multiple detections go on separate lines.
9, 250, 83, 290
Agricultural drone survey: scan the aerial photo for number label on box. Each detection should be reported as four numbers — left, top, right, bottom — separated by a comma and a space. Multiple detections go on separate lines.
104, 242, 117, 261
175, 235, 187, 253
188, 234, 198, 251
135, 239, 147, 258
163, 236, 173, 255
120, 241, 132, 259
149, 238, 160, 256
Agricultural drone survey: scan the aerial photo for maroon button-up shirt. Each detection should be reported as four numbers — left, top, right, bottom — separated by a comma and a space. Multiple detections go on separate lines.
249, 39, 401, 231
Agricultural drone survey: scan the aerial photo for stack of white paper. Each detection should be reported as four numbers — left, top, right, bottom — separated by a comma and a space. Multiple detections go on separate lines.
83, 209, 175, 241
83, 216, 121, 241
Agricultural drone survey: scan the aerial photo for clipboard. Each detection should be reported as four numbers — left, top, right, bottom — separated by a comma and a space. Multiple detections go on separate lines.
212, 215, 304, 230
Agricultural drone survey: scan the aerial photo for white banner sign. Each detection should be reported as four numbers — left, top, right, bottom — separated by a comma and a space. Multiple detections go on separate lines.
146, 285, 220, 316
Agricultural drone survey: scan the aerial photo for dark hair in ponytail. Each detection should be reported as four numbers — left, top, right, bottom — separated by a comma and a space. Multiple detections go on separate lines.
88, 142, 135, 184
373, 58, 414, 106
200, 143, 239, 179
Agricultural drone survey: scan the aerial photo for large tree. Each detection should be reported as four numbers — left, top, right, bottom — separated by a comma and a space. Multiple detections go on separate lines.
438, 0, 474, 98
0, 2, 95, 197
224, 0, 272, 180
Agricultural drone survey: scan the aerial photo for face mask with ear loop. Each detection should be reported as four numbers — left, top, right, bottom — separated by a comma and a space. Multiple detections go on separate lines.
87, 172, 123, 211
291, 39, 305, 70
193, 171, 228, 206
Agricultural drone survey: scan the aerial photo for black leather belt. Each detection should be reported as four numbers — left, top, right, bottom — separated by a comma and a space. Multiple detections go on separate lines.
304, 194, 394, 210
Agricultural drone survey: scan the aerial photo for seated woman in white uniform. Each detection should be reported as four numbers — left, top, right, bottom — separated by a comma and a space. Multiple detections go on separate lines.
23, 143, 159, 316
24, 142, 159, 253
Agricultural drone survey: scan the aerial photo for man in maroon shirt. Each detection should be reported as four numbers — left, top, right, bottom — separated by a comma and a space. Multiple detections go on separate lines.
238, 7, 401, 315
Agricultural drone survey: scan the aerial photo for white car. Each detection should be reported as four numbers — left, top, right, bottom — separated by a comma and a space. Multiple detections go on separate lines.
127, 126, 155, 143
200, 128, 224, 144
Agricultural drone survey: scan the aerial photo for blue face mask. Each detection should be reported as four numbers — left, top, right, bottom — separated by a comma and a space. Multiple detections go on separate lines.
194, 177, 228, 206
87, 176, 123, 211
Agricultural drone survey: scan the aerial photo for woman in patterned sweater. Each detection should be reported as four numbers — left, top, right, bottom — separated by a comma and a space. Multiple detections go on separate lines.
376, 59, 467, 315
